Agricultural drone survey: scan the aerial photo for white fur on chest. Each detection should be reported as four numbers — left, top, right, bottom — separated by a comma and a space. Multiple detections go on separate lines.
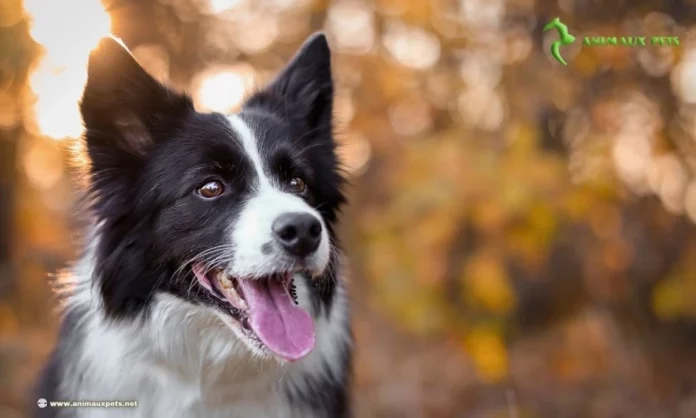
60, 255, 351, 418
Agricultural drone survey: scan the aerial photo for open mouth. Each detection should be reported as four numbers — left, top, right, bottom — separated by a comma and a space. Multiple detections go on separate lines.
191, 263, 315, 362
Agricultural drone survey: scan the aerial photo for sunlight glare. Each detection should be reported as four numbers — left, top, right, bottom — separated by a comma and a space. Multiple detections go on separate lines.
24, 0, 111, 140
194, 64, 256, 113
209, 0, 247, 13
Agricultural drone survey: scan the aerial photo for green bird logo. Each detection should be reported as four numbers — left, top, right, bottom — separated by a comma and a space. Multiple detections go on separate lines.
543, 17, 575, 65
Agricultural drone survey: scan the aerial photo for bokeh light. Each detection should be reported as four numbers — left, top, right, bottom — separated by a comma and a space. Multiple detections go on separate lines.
193, 64, 256, 113
208, 0, 247, 14
24, 0, 111, 140
328, 0, 376, 54
382, 21, 440, 70
23, 139, 64, 191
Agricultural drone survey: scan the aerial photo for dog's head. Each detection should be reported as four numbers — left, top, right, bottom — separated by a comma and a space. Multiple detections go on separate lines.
80, 34, 345, 362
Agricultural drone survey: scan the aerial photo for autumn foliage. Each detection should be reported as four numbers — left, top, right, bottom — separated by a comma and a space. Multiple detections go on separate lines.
2, 0, 696, 416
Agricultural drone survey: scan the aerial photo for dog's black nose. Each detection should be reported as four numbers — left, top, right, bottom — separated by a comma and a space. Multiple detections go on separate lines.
272, 212, 322, 257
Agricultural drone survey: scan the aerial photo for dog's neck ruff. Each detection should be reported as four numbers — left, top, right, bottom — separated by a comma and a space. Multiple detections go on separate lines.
53, 235, 351, 418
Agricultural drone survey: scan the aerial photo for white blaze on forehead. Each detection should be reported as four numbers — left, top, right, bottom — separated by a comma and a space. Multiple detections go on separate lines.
224, 113, 331, 279
227, 114, 272, 190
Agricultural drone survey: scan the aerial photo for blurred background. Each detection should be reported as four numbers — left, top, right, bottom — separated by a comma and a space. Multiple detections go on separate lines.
3, 0, 696, 416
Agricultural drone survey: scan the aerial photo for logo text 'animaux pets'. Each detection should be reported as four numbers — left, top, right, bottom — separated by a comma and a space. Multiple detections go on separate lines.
543, 17, 680, 66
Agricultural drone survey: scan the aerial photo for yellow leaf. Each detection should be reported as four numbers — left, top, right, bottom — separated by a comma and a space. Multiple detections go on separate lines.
463, 252, 517, 314
653, 276, 686, 320
464, 325, 508, 382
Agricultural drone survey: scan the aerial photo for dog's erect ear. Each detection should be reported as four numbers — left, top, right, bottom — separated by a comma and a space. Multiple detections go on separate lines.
81, 36, 192, 158
246, 33, 334, 130
80, 36, 192, 218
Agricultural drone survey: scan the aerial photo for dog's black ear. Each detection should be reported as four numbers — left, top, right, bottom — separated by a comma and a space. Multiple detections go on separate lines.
81, 36, 192, 158
246, 32, 333, 130
80, 36, 192, 218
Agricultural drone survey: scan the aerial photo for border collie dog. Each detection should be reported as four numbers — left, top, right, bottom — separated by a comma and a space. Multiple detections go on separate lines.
34, 33, 351, 418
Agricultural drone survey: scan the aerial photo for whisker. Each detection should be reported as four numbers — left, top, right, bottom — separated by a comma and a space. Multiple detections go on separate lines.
293, 124, 332, 147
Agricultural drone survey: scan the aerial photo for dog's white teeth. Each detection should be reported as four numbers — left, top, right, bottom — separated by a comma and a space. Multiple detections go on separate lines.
215, 271, 247, 310
216, 271, 234, 289
227, 286, 248, 310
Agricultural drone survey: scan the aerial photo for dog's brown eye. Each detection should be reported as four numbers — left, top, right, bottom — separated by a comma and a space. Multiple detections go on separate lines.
289, 177, 306, 194
198, 181, 224, 199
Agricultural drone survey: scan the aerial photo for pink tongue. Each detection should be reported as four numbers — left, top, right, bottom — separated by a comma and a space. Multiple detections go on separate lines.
236, 279, 315, 361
